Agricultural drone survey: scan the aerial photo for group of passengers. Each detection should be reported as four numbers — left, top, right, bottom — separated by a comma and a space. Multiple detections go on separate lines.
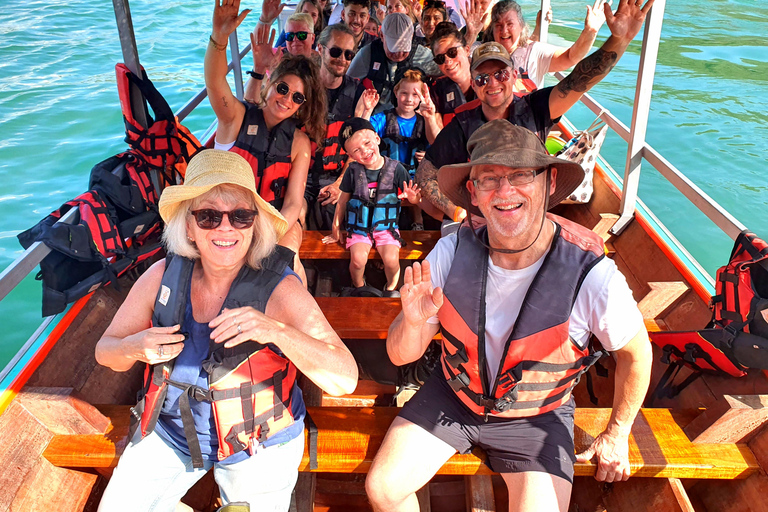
94, 0, 656, 510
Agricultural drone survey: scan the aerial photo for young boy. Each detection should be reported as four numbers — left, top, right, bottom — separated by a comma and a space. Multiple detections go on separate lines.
322, 118, 418, 296
359, 69, 443, 228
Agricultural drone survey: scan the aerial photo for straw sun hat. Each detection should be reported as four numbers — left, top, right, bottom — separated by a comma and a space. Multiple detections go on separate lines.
158, 149, 288, 240
437, 120, 585, 218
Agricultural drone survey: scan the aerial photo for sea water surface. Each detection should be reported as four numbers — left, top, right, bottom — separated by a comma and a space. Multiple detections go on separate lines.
0, 0, 766, 368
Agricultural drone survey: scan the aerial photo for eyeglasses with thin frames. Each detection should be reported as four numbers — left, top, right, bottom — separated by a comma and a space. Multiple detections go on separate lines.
275, 82, 306, 105
473, 68, 512, 88
189, 209, 259, 230
472, 168, 547, 191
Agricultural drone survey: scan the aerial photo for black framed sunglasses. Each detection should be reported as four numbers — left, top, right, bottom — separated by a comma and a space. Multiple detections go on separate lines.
329, 46, 356, 61
190, 209, 258, 230
473, 68, 511, 87
433, 46, 461, 65
275, 81, 306, 105
285, 31, 309, 42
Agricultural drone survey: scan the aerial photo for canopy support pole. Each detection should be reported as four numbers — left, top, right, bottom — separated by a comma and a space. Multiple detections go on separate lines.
611, 0, 666, 236
112, 0, 148, 129
538, 0, 551, 44
229, 32, 245, 100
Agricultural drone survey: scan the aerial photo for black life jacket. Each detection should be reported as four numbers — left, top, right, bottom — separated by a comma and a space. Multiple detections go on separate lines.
430, 76, 472, 126
379, 109, 427, 173
345, 157, 403, 245
116, 63, 203, 187
363, 39, 418, 108
231, 104, 297, 210
438, 215, 605, 417
649, 230, 768, 401
136, 248, 297, 468
319, 76, 360, 175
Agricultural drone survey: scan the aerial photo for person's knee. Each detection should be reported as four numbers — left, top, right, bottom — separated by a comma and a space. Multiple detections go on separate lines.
365, 464, 406, 509
349, 250, 369, 271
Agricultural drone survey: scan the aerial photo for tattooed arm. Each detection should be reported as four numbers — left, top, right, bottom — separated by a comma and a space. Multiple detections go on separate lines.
205, 0, 248, 143
549, 0, 655, 119
415, 157, 459, 219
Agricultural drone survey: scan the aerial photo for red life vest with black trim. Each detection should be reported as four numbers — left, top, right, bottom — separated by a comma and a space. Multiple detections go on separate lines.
318, 76, 360, 175
115, 63, 202, 188
230, 104, 297, 210
438, 215, 605, 417
137, 248, 297, 468
430, 76, 473, 126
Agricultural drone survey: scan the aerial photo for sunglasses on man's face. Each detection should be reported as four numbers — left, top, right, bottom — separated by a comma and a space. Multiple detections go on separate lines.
285, 31, 309, 42
433, 46, 461, 65
473, 68, 511, 87
190, 209, 258, 230
328, 46, 356, 61
275, 81, 306, 105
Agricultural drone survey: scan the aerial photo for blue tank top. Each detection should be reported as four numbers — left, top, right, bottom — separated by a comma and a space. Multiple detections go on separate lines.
154, 267, 306, 463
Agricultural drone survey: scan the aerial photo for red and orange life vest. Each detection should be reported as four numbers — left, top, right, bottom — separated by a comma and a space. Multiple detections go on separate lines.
438, 215, 605, 418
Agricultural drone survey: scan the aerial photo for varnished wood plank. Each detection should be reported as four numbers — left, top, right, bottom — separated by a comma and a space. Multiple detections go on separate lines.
638, 282, 690, 322
43, 406, 761, 480
465, 475, 496, 512
602, 478, 694, 512
685, 395, 768, 444
300, 231, 439, 260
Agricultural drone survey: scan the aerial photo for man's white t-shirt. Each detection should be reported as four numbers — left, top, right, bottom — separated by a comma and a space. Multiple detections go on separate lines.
425, 227, 644, 383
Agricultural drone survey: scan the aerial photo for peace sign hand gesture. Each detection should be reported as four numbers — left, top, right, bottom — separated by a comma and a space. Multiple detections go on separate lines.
212, 0, 251, 42
415, 82, 436, 119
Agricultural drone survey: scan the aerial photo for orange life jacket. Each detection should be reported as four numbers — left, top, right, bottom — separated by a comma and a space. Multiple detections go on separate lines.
136, 248, 297, 468
230, 104, 297, 210
318, 76, 360, 175
438, 215, 605, 418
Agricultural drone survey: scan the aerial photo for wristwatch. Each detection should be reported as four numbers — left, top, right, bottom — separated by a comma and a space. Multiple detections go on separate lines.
247, 70, 265, 80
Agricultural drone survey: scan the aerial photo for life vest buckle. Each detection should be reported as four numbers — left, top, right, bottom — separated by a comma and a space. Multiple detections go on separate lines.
444, 346, 469, 368
447, 371, 471, 392
493, 387, 520, 412
188, 385, 212, 403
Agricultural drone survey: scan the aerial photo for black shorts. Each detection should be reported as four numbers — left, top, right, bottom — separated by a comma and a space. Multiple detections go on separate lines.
399, 371, 577, 483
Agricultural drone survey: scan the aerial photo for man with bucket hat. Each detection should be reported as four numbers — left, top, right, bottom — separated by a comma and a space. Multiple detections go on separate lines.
366, 121, 652, 511
416, 0, 655, 224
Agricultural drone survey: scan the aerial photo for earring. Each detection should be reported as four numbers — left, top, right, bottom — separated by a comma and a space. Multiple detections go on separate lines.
187, 236, 194, 242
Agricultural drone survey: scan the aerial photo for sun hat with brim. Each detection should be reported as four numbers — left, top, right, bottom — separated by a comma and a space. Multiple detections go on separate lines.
158, 149, 288, 240
437, 120, 585, 217
470, 42, 515, 73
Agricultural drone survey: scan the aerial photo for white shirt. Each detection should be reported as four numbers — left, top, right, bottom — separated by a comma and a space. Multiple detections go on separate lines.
514, 41, 558, 89
425, 228, 644, 383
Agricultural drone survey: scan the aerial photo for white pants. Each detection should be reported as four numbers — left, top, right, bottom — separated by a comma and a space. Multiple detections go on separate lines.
98, 429, 304, 512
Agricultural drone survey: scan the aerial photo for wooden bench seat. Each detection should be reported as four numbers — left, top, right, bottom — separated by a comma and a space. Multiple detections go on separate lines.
300, 231, 440, 260
43, 405, 759, 479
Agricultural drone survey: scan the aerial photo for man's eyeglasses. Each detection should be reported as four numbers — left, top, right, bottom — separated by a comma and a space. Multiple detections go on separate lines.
433, 46, 461, 65
285, 31, 310, 42
329, 46, 356, 61
276, 82, 306, 105
472, 168, 547, 191
190, 209, 259, 230
473, 68, 511, 87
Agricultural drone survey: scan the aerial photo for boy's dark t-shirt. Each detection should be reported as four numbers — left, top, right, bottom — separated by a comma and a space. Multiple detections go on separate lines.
340, 159, 411, 200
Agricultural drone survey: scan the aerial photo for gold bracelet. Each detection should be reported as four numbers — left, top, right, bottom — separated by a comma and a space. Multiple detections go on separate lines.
209, 35, 227, 51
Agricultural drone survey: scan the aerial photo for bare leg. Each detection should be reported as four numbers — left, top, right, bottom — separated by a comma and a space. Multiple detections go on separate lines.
502, 471, 572, 512
349, 242, 371, 287
366, 417, 457, 512
376, 244, 401, 291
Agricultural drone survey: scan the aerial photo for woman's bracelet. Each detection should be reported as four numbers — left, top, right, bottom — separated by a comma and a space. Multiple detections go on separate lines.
209, 35, 227, 52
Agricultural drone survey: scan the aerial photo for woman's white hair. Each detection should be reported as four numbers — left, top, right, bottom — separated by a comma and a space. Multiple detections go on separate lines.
162, 184, 278, 270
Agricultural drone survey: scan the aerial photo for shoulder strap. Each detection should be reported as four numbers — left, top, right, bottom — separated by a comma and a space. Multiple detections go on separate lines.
152, 253, 195, 328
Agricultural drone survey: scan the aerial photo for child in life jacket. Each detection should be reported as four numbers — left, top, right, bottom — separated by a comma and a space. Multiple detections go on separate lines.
358, 69, 443, 229
322, 118, 418, 296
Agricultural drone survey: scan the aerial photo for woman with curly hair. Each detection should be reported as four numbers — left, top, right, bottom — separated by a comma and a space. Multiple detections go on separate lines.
206, 0, 327, 284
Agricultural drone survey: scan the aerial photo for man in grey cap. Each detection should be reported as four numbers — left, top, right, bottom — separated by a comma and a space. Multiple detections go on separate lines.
347, 12, 441, 112
416, 0, 655, 224
366, 120, 652, 511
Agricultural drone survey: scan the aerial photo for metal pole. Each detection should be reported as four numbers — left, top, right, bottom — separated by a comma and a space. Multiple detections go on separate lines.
113, 0, 148, 129
229, 32, 245, 101
538, 0, 550, 44
611, 0, 666, 235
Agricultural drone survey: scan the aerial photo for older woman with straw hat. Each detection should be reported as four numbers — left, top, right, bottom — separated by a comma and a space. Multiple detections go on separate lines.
96, 150, 357, 512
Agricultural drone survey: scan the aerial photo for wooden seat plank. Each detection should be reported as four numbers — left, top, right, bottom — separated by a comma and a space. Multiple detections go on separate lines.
44, 405, 759, 480
300, 231, 439, 260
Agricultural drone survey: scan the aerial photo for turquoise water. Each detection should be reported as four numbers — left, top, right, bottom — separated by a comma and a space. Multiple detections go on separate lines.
1, 0, 767, 368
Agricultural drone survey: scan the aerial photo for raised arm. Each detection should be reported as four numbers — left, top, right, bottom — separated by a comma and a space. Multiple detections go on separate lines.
210, 275, 358, 397
387, 261, 443, 366
416, 82, 443, 144
243, 24, 281, 103
549, 0, 654, 120
357, 89, 380, 119
206, 0, 250, 143
415, 157, 465, 220
576, 327, 652, 481
547, 0, 607, 73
